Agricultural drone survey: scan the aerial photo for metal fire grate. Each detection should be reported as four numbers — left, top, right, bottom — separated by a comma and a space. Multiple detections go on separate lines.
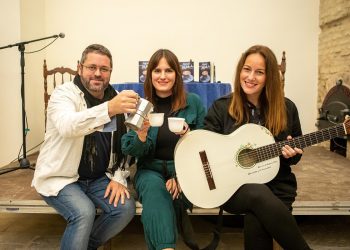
316, 79, 350, 156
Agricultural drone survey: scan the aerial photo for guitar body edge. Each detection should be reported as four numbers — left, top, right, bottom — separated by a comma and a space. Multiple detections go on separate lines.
174, 124, 280, 208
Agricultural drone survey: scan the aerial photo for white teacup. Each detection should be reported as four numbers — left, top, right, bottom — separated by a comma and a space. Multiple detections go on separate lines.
168, 117, 185, 133
148, 113, 164, 127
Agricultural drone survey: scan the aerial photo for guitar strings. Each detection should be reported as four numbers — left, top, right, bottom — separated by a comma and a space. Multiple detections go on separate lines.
237, 124, 345, 164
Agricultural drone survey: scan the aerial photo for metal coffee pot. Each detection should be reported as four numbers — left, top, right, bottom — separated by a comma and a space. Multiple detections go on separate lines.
125, 97, 154, 131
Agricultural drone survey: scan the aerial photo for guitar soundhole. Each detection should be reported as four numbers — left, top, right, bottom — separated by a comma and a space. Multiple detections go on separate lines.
237, 148, 257, 169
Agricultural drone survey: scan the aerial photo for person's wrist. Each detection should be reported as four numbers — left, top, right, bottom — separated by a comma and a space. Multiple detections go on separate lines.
138, 134, 147, 142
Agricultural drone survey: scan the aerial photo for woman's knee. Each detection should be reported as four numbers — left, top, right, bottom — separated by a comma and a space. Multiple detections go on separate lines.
242, 184, 273, 202
225, 184, 274, 210
136, 171, 164, 190
136, 172, 169, 203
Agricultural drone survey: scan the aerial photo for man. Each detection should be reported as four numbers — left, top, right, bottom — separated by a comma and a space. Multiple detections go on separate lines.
32, 44, 138, 250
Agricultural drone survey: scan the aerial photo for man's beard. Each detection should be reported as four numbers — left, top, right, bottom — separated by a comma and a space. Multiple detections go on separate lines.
81, 76, 109, 94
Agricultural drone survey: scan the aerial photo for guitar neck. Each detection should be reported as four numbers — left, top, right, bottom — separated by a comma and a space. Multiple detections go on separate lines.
256, 123, 346, 162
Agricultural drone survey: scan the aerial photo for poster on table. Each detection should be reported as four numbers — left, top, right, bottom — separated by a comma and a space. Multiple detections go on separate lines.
138, 61, 148, 83
180, 61, 194, 83
199, 62, 211, 83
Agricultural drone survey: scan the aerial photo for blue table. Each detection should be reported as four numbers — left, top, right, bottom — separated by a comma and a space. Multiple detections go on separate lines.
112, 82, 232, 110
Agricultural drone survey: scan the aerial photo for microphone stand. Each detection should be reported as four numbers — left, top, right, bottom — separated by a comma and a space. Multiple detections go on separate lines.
0, 34, 60, 175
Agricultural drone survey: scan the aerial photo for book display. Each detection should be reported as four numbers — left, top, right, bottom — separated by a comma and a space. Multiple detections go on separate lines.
180, 61, 194, 83
138, 60, 217, 83
138, 61, 148, 83
199, 62, 211, 83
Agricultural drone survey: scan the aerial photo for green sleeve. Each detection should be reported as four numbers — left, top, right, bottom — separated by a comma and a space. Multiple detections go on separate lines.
121, 129, 153, 157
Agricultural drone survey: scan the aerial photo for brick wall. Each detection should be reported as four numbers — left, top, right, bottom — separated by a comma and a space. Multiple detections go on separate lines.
319, 0, 350, 158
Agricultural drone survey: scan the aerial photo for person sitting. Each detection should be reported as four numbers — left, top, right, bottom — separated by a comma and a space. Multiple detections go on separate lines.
122, 49, 206, 250
32, 44, 138, 250
203, 45, 311, 250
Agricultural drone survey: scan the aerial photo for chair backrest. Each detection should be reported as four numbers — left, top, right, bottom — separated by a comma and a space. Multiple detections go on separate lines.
43, 59, 79, 124
278, 51, 286, 89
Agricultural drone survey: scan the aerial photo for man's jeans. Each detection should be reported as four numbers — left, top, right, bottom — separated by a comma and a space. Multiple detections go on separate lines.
41, 175, 135, 250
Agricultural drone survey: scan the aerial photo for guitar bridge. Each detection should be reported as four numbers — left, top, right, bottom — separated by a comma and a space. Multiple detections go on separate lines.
199, 150, 216, 190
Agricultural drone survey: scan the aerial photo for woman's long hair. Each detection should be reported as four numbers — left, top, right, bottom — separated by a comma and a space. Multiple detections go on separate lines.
144, 49, 186, 113
229, 45, 287, 136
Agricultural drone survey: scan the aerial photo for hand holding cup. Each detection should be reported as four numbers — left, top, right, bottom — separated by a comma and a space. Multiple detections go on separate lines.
148, 113, 164, 127
168, 117, 185, 133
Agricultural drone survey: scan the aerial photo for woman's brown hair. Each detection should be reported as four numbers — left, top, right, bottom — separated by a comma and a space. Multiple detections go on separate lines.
144, 49, 186, 113
229, 45, 287, 136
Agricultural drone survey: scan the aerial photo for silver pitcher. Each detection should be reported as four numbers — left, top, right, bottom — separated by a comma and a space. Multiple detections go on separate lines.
125, 97, 154, 131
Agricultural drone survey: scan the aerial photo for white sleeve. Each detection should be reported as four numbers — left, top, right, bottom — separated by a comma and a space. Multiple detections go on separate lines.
105, 168, 130, 187
105, 111, 132, 187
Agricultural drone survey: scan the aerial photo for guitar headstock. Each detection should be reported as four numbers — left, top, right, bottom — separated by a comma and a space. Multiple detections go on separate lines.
344, 115, 350, 135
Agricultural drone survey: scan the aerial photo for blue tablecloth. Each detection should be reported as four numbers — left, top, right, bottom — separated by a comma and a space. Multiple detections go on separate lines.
112, 82, 232, 110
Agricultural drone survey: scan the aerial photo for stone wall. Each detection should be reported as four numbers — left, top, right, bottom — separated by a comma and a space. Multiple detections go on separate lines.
319, 0, 350, 99
319, 0, 350, 158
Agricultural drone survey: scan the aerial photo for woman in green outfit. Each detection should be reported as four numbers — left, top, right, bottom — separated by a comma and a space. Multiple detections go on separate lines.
121, 49, 206, 250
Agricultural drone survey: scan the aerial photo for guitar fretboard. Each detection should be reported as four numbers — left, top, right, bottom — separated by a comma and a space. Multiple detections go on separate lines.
255, 123, 345, 162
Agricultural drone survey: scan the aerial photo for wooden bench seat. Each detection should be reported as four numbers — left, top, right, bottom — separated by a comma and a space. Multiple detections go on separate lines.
1, 146, 349, 250
1, 146, 350, 216
2, 197, 350, 216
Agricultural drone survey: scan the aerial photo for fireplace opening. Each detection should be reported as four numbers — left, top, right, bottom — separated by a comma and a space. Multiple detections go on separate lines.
316, 79, 350, 157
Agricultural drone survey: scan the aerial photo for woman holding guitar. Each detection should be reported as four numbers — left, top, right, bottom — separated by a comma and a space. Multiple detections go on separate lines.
204, 45, 311, 250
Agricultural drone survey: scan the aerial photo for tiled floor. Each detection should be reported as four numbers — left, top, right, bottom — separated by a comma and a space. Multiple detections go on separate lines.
0, 213, 349, 249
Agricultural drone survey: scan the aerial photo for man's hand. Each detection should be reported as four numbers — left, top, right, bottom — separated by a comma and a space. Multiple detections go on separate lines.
281, 135, 303, 159
104, 180, 130, 207
108, 90, 139, 116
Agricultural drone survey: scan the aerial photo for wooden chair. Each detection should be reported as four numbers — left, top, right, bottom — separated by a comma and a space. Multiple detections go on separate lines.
43, 59, 79, 124
279, 51, 286, 88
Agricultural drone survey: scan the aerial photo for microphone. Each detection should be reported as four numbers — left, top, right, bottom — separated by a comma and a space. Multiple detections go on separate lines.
55, 33, 65, 38
1, 33, 66, 49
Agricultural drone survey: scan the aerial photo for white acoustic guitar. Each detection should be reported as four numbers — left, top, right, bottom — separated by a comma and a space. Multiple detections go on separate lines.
174, 118, 350, 208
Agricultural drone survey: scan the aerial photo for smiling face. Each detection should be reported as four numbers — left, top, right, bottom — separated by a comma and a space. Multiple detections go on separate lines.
240, 53, 266, 106
151, 57, 176, 98
78, 52, 112, 99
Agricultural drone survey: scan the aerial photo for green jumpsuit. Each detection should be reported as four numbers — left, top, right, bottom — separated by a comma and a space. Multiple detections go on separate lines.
122, 93, 206, 250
